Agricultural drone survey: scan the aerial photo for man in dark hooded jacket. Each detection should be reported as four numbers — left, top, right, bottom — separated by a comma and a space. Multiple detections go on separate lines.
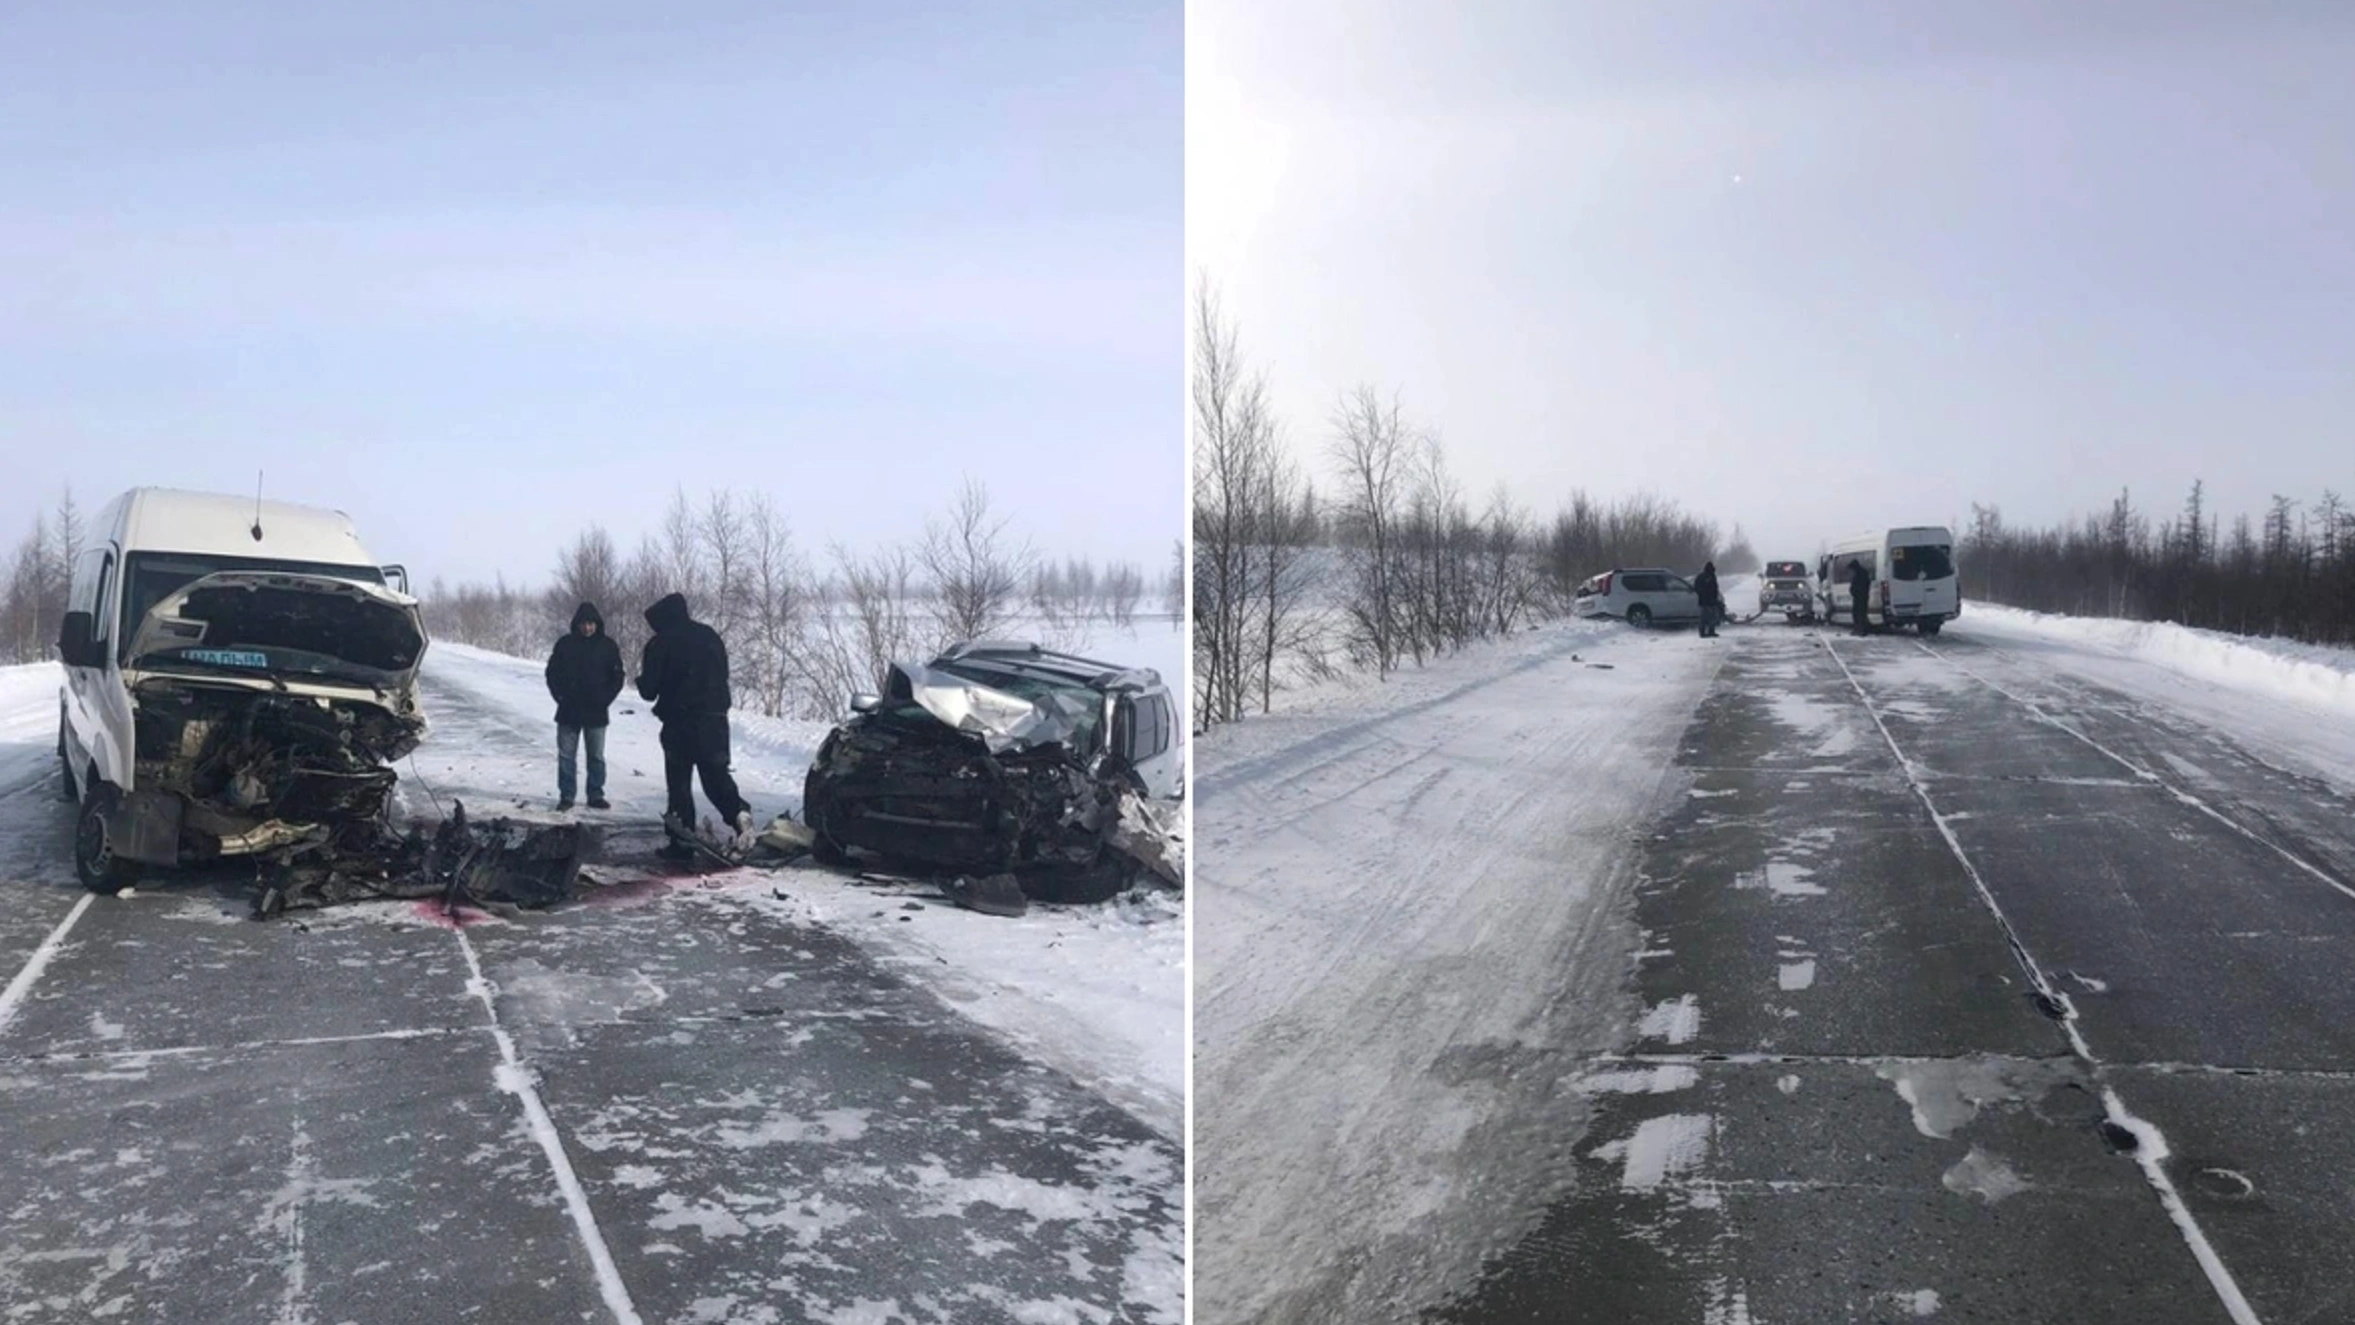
545, 602, 624, 811
1694, 561, 1723, 638
1848, 557, 1873, 635
637, 592, 754, 855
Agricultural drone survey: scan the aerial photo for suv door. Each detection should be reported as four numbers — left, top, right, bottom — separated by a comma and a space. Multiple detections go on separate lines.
1615, 572, 1661, 619
1662, 575, 1702, 621
1120, 692, 1183, 800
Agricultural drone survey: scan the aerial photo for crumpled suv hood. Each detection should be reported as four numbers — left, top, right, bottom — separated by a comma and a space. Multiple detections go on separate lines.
889, 661, 1097, 755
128, 570, 428, 693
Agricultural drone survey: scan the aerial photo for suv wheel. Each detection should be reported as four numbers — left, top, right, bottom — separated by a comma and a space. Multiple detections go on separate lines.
1626, 604, 1652, 628
74, 784, 139, 894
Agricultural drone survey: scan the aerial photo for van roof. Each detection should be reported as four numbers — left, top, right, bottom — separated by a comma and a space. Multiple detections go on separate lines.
1830, 526, 1954, 552
104, 487, 380, 566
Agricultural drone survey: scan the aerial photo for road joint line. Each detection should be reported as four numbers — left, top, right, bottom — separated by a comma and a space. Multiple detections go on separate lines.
1825, 636, 2264, 1325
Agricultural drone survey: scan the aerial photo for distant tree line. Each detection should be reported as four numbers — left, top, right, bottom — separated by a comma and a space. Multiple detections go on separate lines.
0, 489, 85, 666
0, 482, 1182, 723
1961, 482, 2355, 646
425, 478, 1177, 720
1189, 279, 1741, 729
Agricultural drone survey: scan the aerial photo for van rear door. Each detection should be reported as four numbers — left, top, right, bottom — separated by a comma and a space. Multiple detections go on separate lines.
1887, 542, 1956, 619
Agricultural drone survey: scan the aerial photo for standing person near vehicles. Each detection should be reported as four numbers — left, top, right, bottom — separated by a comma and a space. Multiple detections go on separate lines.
544, 602, 624, 811
1848, 558, 1872, 635
1693, 561, 1723, 638
636, 592, 755, 856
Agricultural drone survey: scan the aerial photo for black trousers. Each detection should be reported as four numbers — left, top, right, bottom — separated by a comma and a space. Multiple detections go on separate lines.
660, 712, 748, 827
1850, 591, 1870, 632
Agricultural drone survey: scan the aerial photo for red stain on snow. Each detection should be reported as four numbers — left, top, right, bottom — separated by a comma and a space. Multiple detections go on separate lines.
410, 900, 504, 929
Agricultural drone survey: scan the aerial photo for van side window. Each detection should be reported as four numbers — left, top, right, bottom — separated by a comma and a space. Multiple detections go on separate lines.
91, 552, 116, 648
68, 548, 104, 612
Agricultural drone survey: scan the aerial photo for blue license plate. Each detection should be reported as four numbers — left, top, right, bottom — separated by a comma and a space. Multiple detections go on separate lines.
184, 649, 269, 668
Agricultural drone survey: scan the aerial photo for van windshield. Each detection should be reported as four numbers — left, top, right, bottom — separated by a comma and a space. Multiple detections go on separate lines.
118, 553, 390, 677
1890, 545, 1955, 581
122, 553, 387, 643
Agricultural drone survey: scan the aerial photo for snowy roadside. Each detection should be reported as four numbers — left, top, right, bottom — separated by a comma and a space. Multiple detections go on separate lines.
417, 639, 1185, 1139
1956, 604, 2355, 791
0, 663, 61, 801
1193, 612, 1724, 1320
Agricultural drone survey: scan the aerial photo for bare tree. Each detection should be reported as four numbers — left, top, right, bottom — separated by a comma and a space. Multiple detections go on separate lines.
1190, 278, 1283, 723
919, 476, 1029, 647
1328, 384, 1412, 677
741, 493, 806, 717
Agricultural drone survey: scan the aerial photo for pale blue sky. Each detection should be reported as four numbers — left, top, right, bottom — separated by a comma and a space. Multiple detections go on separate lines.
1190, 1, 2355, 559
1, 1, 1179, 585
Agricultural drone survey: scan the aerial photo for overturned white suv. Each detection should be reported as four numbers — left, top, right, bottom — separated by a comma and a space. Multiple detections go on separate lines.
56, 488, 428, 893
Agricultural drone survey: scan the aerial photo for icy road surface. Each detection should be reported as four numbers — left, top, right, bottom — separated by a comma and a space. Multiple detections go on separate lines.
1194, 611, 2355, 1323
0, 646, 1180, 1324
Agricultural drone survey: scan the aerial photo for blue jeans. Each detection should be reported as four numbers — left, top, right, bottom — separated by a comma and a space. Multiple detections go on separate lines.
557, 724, 607, 802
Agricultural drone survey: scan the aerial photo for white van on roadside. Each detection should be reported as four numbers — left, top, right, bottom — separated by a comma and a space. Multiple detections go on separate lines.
55, 488, 428, 891
1815, 526, 1961, 635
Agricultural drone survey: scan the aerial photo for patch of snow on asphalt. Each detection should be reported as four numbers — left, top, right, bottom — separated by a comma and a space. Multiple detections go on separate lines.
1593, 1114, 1713, 1191
1640, 995, 1704, 1045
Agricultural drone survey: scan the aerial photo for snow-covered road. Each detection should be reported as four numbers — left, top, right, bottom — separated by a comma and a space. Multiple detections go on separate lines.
1192, 617, 1725, 1322
1195, 607, 2355, 1323
0, 635, 1183, 1324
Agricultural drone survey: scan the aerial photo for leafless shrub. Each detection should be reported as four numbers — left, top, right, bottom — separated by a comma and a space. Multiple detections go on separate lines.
919, 476, 1030, 646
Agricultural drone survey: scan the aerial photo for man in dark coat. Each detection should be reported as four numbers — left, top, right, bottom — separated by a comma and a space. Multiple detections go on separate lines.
637, 592, 754, 856
1848, 557, 1873, 635
544, 602, 624, 811
1694, 561, 1723, 638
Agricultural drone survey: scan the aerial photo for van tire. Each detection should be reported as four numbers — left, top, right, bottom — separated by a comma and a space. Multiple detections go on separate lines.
74, 783, 139, 894
1626, 605, 1652, 628
1920, 619, 1943, 637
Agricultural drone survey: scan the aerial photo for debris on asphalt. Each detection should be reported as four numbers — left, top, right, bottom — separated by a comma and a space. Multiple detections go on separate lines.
942, 873, 1031, 918
250, 800, 599, 919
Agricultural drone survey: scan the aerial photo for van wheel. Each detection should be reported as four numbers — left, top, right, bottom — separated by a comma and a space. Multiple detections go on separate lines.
1626, 605, 1652, 628
1920, 619, 1943, 637
75, 784, 139, 894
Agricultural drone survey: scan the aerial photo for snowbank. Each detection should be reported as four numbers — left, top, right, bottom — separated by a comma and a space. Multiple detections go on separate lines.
0, 662, 63, 805
1965, 604, 2355, 722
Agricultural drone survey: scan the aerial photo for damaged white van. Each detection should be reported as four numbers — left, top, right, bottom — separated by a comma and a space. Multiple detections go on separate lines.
55, 488, 428, 892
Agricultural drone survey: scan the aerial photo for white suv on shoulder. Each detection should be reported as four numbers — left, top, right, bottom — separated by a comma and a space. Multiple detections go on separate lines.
1573, 568, 1703, 628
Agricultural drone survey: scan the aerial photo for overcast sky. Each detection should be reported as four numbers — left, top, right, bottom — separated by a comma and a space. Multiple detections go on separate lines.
1189, 0, 2355, 562
1, 1, 1178, 587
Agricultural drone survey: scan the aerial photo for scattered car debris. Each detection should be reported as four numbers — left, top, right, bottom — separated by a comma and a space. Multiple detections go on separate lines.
942, 873, 1031, 919
251, 800, 600, 919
